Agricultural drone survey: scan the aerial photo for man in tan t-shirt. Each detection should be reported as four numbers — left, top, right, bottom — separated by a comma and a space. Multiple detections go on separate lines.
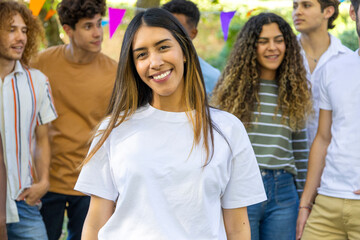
31, 0, 117, 239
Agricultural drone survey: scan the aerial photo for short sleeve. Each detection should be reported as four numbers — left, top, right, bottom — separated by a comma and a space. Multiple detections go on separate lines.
319, 67, 332, 110
35, 71, 57, 125
221, 122, 267, 209
75, 121, 118, 201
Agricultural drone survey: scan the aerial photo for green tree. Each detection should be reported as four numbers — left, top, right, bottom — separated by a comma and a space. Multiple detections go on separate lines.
136, 0, 160, 14
39, 0, 63, 47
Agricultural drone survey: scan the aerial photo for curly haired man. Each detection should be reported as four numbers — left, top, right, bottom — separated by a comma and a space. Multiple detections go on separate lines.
0, 1, 57, 239
31, 0, 117, 239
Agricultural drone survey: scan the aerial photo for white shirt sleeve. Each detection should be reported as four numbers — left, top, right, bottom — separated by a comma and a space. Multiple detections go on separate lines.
34, 70, 57, 125
319, 66, 332, 110
221, 121, 267, 209
75, 122, 118, 201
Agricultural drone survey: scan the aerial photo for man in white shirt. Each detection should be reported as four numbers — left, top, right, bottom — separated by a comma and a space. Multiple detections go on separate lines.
0, 1, 57, 239
292, 0, 351, 147
296, 1, 360, 239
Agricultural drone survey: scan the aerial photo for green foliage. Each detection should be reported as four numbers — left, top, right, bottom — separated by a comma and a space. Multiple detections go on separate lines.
338, 29, 359, 50
209, 0, 219, 4
331, 4, 359, 50
207, 16, 244, 71
39, 0, 63, 47
207, 2, 358, 71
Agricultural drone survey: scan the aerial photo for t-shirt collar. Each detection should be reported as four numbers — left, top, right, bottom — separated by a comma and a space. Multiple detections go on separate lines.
12, 60, 26, 75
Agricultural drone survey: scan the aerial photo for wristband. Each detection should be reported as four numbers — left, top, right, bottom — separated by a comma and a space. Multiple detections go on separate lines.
299, 206, 312, 211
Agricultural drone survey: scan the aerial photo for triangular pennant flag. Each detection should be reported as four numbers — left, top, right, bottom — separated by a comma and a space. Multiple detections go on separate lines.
246, 8, 259, 18
29, 0, 46, 16
44, 9, 56, 21
109, 8, 126, 39
220, 11, 236, 41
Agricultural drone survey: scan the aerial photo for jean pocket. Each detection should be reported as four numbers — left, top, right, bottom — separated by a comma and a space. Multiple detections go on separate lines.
275, 174, 298, 207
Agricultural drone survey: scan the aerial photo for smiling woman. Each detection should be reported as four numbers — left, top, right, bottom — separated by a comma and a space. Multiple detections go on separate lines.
132, 25, 186, 110
256, 23, 286, 80
211, 12, 313, 240
74, 7, 267, 240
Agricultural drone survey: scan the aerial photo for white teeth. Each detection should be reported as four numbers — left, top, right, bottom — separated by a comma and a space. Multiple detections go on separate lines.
266, 55, 277, 59
153, 70, 170, 80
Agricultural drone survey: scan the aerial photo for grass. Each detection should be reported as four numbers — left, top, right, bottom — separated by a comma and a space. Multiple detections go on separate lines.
59, 215, 68, 240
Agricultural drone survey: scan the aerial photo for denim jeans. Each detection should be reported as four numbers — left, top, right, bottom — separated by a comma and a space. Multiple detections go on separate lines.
6, 200, 48, 240
40, 192, 90, 240
247, 169, 299, 240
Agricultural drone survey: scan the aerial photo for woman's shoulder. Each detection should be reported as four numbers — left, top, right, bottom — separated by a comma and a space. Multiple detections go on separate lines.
210, 107, 243, 126
99, 105, 154, 139
210, 108, 251, 156
210, 107, 247, 137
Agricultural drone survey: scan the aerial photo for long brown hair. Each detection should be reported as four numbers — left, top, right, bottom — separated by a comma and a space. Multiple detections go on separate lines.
211, 13, 312, 131
84, 8, 217, 166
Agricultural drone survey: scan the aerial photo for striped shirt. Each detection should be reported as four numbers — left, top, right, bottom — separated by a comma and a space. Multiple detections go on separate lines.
246, 79, 309, 193
0, 61, 57, 223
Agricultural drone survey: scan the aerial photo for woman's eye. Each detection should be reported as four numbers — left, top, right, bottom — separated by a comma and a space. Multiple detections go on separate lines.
159, 45, 170, 51
137, 52, 147, 59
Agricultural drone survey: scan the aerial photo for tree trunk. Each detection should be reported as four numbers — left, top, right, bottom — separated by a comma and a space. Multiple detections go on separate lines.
39, 8, 63, 47
135, 0, 160, 14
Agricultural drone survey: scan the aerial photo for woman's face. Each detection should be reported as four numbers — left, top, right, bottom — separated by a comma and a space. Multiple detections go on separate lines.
256, 22, 286, 80
132, 25, 186, 111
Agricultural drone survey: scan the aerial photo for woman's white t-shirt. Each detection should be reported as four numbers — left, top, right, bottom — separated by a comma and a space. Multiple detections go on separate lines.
75, 105, 266, 240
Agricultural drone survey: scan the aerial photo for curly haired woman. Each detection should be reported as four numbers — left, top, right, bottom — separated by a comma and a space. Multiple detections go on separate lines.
211, 12, 312, 240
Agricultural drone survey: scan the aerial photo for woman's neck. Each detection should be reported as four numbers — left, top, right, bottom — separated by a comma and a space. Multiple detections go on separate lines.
151, 96, 186, 112
260, 70, 276, 81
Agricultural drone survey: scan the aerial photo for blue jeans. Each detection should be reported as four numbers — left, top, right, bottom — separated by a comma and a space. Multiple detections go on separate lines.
247, 169, 299, 240
7, 200, 48, 240
40, 192, 90, 240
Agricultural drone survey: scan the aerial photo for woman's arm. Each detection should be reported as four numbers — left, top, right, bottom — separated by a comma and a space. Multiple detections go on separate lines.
82, 195, 115, 240
223, 207, 250, 240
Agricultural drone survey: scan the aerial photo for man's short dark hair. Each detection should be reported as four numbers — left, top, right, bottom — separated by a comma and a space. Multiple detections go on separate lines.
351, 0, 360, 16
57, 0, 106, 29
162, 0, 200, 28
317, 0, 340, 29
